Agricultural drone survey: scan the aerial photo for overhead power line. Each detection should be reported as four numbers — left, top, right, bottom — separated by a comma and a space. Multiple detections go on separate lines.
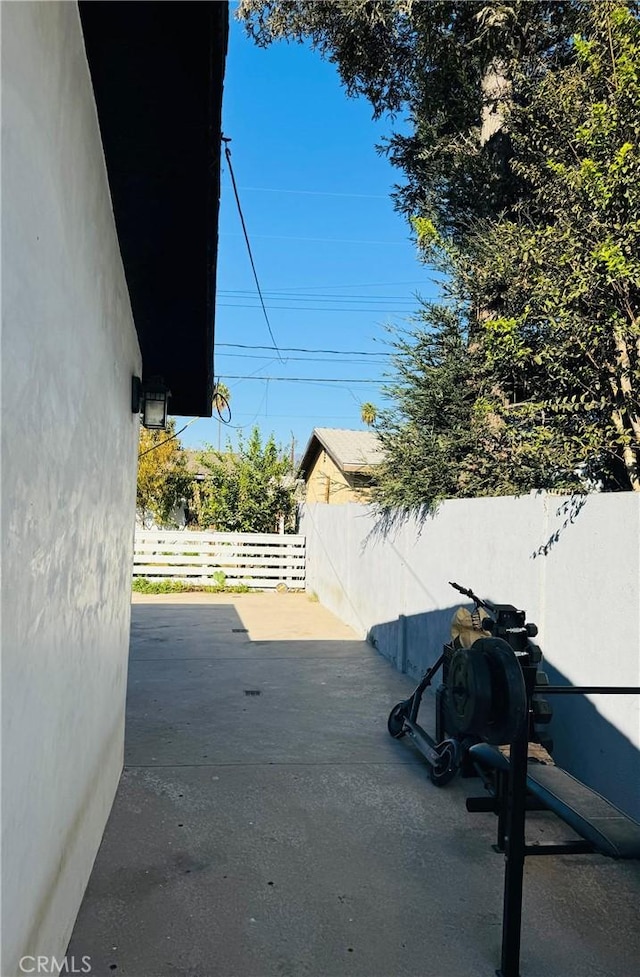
217, 342, 392, 356
222, 136, 283, 362
138, 419, 197, 458
233, 412, 361, 419
218, 290, 418, 303
239, 185, 389, 200
218, 353, 387, 365
220, 375, 384, 384
223, 232, 407, 246
218, 303, 410, 314
250, 279, 429, 291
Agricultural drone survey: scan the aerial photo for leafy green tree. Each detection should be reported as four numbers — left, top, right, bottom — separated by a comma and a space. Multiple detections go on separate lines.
238, 1, 580, 241
195, 427, 296, 532
373, 308, 481, 510
137, 421, 193, 527
240, 0, 640, 504
462, 2, 640, 491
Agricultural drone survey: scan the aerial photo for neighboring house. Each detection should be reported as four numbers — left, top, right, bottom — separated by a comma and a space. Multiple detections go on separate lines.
298, 428, 385, 504
135, 452, 215, 530
135, 505, 189, 531
2, 4, 227, 974
135, 450, 223, 529
184, 449, 224, 482
183, 449, 233, 528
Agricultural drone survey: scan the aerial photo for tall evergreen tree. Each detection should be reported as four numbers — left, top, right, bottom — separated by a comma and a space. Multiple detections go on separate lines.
240, 0, 640, 504
239, 1, 581, 240
463, 1, 640, 490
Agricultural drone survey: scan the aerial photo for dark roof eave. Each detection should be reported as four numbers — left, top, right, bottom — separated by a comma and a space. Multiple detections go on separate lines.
79, 1, 229, 417
297, 432, 323, 479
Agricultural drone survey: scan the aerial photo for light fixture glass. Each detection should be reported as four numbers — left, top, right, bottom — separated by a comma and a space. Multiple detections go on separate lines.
142, 389, 169, 430
132, 375, 170, 430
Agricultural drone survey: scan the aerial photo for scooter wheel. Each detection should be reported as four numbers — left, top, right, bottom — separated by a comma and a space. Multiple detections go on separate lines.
387, 702, 408, 739
429, 739, 460, 787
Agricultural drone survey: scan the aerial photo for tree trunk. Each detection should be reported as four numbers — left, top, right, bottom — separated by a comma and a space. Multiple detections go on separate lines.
609, 404, 640, 491
480, 58, 512, 146
607, 326, 640, 490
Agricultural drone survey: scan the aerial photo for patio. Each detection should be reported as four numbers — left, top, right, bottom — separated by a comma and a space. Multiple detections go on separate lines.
67, 593, 640, 977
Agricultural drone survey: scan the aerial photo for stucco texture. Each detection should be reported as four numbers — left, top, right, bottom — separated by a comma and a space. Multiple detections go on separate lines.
305, 450, 372, 504
1, 4, 141, 973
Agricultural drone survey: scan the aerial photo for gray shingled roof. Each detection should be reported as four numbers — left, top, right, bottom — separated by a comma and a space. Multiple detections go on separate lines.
183, 450, 238, 478
298, 428, 385, 475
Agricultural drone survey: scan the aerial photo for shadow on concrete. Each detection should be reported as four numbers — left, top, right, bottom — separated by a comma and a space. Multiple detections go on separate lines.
367, 604, 640, 821
125, 602, 417, 769
66, 598, 640, 977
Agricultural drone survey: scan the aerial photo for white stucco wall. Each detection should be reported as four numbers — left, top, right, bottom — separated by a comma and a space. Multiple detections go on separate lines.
1, 4, 141, 974
300, 494, 640, 819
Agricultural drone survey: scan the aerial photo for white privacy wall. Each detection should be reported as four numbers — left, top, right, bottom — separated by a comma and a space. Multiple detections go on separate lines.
1, 5, 141, 974
300, 495, 640, 819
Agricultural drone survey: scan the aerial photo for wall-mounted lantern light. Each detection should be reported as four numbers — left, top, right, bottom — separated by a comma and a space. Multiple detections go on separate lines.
132, 376, 171, 430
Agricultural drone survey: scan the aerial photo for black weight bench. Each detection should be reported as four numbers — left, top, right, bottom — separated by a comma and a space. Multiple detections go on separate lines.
427, 587, 640, 976
468, 743, 640, 860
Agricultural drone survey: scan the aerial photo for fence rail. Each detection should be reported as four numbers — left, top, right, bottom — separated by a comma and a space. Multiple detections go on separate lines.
133, 530, 306, 590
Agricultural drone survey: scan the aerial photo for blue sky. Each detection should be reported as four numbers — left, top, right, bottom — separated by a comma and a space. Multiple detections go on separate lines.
180, 11, 439, 458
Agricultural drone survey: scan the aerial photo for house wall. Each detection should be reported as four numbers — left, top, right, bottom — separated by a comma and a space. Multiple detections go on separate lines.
300, 495, 640, 820
304, 450, 370, 504
1, 4, 141, 974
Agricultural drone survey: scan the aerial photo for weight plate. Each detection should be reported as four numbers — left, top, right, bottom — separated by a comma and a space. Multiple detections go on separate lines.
446, 646, 493, 737
476, 638, 528, 745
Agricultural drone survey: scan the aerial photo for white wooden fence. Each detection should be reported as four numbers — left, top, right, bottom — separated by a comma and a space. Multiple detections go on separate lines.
133, 530, 306, 590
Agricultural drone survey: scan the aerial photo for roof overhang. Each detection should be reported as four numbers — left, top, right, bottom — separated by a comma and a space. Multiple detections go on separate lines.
298, 432, 324, 478
79, 1, 228, 417
298, 428, 383, 478
298, 432, 368, 478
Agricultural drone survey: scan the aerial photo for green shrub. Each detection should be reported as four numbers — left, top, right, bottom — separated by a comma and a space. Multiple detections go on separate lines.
132, 577, 250, 595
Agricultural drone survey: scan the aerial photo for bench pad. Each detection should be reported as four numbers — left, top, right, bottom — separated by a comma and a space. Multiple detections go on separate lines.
469, 743, 640, 859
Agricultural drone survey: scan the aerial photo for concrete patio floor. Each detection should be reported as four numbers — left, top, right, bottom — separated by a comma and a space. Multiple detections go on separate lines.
67, 593, 640, 977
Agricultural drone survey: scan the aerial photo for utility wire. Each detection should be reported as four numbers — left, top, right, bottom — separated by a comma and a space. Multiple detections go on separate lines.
243, 279, 428, 291
220, 375, 384, 384
218, 353, 387, 365
222, 136, 283, 362
239, 185, 388, 200
224, 384, 270, 431
223, 232, 406, 246
219, 290, 419, 302
217, 342, 392, 356
138, 419, 197, 458
218, 303, 410, 313
226, 356, 283, 388
138, 388, 232, 459
233, 412, 359, 419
